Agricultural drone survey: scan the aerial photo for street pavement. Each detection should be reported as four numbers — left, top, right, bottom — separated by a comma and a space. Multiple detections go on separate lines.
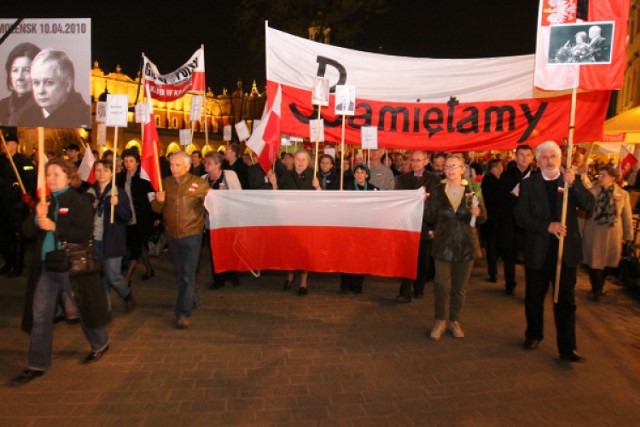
1, 248, 639, 426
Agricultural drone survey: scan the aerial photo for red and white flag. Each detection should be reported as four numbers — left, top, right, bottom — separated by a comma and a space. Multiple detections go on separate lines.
619, 145, 638, 180
246, 84, 282, 173
143, 48, 205, 102
534, 0, 630, 91
140, 84, 162, 191
205, 189, 425, 278
265, 25, 609, 151
77, 143, 96, 184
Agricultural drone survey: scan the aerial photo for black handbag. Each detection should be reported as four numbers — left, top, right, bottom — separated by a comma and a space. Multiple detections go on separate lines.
44, 231, 102, 277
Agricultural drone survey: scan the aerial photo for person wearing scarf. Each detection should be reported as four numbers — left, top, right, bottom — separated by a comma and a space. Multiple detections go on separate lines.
582, 165, 633, 300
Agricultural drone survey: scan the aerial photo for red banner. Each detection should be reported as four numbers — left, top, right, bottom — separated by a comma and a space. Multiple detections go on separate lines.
271, 81, 609, 151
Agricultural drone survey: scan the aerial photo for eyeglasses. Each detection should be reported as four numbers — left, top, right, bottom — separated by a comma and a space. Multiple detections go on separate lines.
410, 158, 425, 163
444, 164, 461, 170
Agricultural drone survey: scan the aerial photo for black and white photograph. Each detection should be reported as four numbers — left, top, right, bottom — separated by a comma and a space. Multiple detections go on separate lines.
311, 76, 329, 107
334, 84, 355, 116
0, 18, 92, 129
548, 21, 614, 65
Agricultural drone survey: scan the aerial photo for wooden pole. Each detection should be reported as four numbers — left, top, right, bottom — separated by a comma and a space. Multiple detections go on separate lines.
554, 86, 578, 304
314, 105, 322, 177
0, 132, 26, 194
340, 115, 346, 191
110, 128, 119, 224
38, 127, 46, 202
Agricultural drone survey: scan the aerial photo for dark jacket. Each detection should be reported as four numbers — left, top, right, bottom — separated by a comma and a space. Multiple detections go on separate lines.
21, 188, 111, 332
0, 92, 37, 126
317, 170, 340, 190
480, 172, 501, 235
247, 163, 273, 189
496, 164, 531, 250
425, 183, 487, 262
395, 170, 440, 237
89, 182, 132, 258
116, 169, 156, 240
514, 172, 595, 270
22, 91, 91, 128
278, 167, 315, 190
344, 180, 379, 191
223, 159, 249, 189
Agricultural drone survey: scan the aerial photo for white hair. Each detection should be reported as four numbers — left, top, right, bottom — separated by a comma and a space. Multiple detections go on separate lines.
171, 151, 192, 166
535, 141, 561, 161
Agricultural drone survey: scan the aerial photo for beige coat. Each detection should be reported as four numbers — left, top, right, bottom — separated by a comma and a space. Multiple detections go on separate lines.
582, 184, 634, 269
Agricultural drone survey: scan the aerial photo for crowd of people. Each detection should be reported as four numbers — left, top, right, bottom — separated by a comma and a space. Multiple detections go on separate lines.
2, 126, 636, 386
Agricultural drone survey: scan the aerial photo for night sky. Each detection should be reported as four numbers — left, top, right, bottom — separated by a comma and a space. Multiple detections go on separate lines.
3, 0, 540, 94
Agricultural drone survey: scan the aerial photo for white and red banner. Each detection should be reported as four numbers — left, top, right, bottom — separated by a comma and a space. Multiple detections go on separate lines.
534, 0, 629, 91
143, 48, 205, 102
140, 84, 161, 191
619, 145, 638, 179
265, 25, 610, 151
205, 189, 425, 278
77, 143, 95, 184
247, 84, 282, 172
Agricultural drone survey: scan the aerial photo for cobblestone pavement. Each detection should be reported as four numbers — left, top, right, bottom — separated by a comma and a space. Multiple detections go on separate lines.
1, 249, 639, 426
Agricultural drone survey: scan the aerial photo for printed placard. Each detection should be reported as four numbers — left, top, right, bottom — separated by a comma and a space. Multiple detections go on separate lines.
309, 119, 325, 142
324, 147, 336, 159
179, 129, 191, 146
96, 123, 106, 145
223, 125, 232, 141
334, 85, 355, 116
361, 126, 378, 149
548, 21, 615, 65
235, 120, 250, 141
0, 18, 92, 128
96, 101, 107, 123
252, 119, 261, 132
190, 95, 203, 121
311, 76, 329, 107
281, 136, 291, 146
134, 103, 148, 123
105, 94, 129, 127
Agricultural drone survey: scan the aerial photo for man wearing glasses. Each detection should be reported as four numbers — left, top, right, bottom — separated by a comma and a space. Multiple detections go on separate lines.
394, 151, 440, 302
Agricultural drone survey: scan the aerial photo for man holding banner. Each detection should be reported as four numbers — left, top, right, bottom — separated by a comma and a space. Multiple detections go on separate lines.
514, 141, 594, 363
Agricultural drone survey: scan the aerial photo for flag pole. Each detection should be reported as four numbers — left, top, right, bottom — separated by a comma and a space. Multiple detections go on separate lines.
0, 132, 26, 194
141, 52, 145, 147
38, 127, 46, 202
340, 115, 346, 191
314, 105, 322, 177
153, 141, 163, 192
554, 85, 578, 304
110, 128, 119, 224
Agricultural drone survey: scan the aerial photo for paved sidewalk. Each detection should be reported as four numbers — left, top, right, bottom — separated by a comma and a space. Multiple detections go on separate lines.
1, 251, 639, 426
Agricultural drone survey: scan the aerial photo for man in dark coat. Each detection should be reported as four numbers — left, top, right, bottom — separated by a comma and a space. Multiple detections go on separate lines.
515, 141, 595, 363
496, 144, 534, 295
394, 150, 440, 301
0, 128, 36, 277
480, 158, 504, 283
222, 143, 249, 189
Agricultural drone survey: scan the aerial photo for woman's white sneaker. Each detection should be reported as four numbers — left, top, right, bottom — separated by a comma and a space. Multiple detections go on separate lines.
430, 320, 447, 340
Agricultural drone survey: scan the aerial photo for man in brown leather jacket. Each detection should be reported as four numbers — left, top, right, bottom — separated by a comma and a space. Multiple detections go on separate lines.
152, 151, 209, 329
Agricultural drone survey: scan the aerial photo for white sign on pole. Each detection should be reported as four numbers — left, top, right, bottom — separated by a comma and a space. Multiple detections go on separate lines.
134, 103, 148, 123
309, 119, 325, 142
361, 126, 378, 149
281, 136, 291, 146
223, 125, 232, 142
252, 119, 261, 133
324, 147, 336, 159
334, 85, 356, 116
96, 123, 107, 146
190, 95, 203, 121
96, 101, 107, 123
311, 77, 330, 107
179, 129, 191, 146
235, 120, 251, 141
105, 94, 129, 127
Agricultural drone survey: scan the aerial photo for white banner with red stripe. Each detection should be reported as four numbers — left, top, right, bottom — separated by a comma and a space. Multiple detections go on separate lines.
205, 189, 425, 278
143, 48, 205, 102
265, 25, 610, 150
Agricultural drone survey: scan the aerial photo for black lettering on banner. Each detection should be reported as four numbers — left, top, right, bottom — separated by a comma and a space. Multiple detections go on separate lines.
457, 106, 479, 134
483, 106, 516, 132
423, 108, 444, 138
519, 103, 548, 142
315, 56, 347, 92
378, 106, 410, 132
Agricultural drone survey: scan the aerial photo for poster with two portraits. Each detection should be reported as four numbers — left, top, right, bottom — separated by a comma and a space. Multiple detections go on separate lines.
0, 18, 91, 129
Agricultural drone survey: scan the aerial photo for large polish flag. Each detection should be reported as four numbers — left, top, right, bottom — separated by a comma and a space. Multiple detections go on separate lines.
247, 84, 282, 173
265, 24, 610, 151
205, 189, 425, 278
77, 143, 96, 184
140, 84, 162, 191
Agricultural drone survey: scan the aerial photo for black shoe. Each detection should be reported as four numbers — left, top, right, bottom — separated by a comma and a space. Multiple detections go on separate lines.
141, 269, 154, 280
396, 294, 412, 303
124, 293, 136, 312
209, 281, 224, 290
83, 345, 109, 364
559, 351, 586, 363
488, 275, 497, 283
11, 369, 44, 386
505, 283, 516, 295
298, 287, 308, 296
413, 292, 424, 299
523, 339, 541, 350
592, 290, 606, 301
283, 279, 293, 291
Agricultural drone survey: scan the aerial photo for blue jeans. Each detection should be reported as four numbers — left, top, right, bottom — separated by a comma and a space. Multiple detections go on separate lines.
29, 270, 109, 371
166, 234, 202, 319
94, 240, 130, 310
